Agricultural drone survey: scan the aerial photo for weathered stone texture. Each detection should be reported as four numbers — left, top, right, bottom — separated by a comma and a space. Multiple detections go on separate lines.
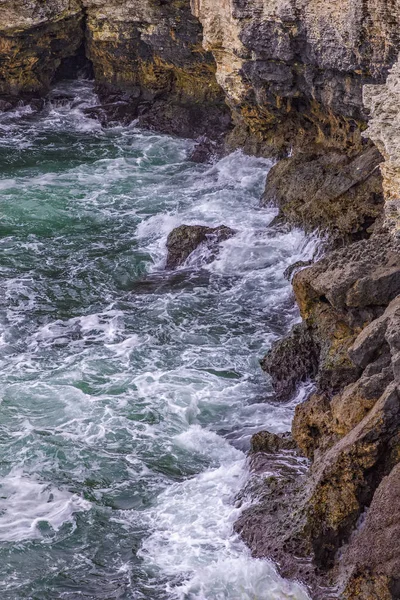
0, 0, 84, 96
0, 0, 231, 138
165, 224, 236, 269
192, 0, 400, 153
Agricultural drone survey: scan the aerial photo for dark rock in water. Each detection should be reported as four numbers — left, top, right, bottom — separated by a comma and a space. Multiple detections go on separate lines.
83, 98, 141, 126
130, 270, 212, 296
250, 430, 297, 454
0, 99, 12, 112
137, 99, 232, 140
188, 136, 220, 163
0, 95, 44, 113
48, 94, 76, 107
28, 98, 45, 112
260, 323, 319, 402
165, 224, 236, 269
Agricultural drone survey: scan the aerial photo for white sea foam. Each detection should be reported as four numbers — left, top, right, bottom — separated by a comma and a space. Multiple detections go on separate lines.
0, 472, 90, 542
139, 430, 309, 600
0, 81, 315, 598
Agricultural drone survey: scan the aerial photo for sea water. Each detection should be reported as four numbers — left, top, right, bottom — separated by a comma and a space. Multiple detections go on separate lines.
0, 81, 313, 599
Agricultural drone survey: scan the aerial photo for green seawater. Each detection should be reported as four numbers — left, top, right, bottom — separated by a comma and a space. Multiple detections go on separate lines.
0, 82, 312, 600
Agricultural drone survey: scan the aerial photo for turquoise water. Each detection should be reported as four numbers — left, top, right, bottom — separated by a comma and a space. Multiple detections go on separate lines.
0, 82, 313, 599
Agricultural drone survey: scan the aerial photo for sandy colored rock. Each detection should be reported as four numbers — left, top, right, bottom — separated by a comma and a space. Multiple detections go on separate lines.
192, 0, 400, 154
292, 393, 334, 459
0, 0, 84, 97
250, 431, 297, 454
306, 383, 400, 568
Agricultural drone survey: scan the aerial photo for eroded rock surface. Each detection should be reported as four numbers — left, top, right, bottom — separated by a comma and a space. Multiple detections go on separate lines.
84, 0, 231, 137
165, 224, 235, 269
0, 0, 85, 99
246, 289, 400, 597
192, 0, 400, 154
0, 0, 231, 137
341, 462, 400, 599
261, 147, 384, 241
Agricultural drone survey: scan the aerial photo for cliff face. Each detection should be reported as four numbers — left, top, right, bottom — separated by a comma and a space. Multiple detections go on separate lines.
192, 0, 400, 154
241, 49, 400, 600
191, 0, 400, 241
83, 0, 230, 138
364, 57, 400, 236
0, 0, 84, 98
0, 0, 230, 138
189, 2, 400, 597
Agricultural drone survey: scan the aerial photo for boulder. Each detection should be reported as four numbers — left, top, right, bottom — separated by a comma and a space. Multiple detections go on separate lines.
165, 224, 235, 269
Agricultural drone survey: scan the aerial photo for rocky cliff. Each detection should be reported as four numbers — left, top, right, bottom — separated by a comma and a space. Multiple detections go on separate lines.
0, 0, 230, 138
192, 0, 400, 151
0, 0, 84, 99
0, 1, 399, 598
237, 39, 400, 600
191, 0, 400, 241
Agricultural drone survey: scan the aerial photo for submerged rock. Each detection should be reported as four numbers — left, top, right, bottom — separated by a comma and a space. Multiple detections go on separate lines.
188, 136, 220, 163
260, 323, 319, 402
165, 224, 235, 270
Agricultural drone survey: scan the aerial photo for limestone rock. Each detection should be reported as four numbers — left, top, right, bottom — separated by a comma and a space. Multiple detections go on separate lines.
165, 224, 235, 270
0, 0, 231, 138
0, 0, 84, 97
261, 147, 384, 241
83, 0, 231, 138
341, 463, 400, 599
306, 382, 400, 568
292, 393, 334, 460
364, 56, 400, 237
235, 444, 317, 594
292, 234, 400, 315
193, 0, 400, 154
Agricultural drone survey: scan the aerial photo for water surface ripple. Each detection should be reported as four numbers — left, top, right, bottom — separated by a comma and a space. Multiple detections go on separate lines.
0, 82, 313, 599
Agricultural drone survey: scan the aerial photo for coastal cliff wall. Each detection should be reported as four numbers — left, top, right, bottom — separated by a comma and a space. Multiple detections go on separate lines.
191, 0, 400, 153
0, 0, 84, 98
0, 1, 399, 599
192, 0, 400, 241
236, 45, 400, 600
0, 0, 230, 138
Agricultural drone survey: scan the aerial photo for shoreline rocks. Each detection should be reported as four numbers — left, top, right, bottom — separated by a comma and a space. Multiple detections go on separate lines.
1, 1, 400, 598
165, 224, 236, 270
